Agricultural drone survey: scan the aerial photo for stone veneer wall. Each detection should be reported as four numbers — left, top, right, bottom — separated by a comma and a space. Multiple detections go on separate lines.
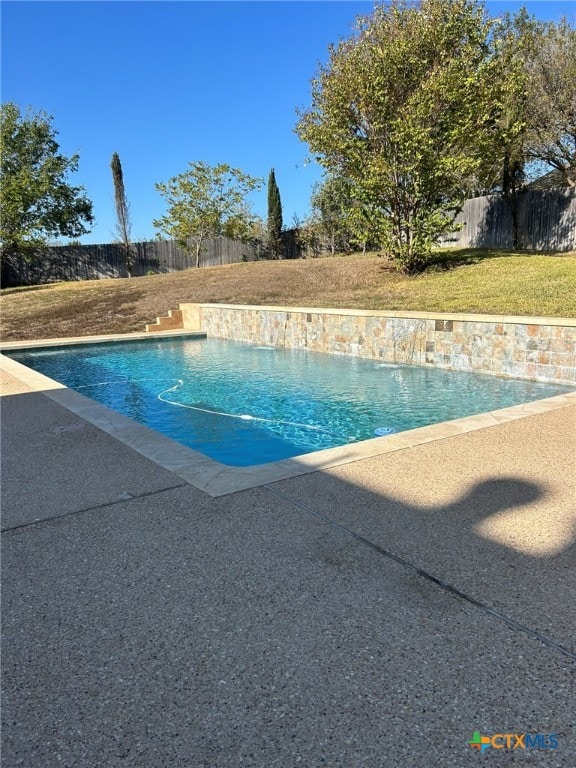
180, 304, 576, 385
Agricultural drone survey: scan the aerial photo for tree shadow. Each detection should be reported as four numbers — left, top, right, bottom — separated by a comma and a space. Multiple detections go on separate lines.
268, 461, 575, 657
1, 283, 60, 295
377, 248, 524, 275
423, 248, 512, 271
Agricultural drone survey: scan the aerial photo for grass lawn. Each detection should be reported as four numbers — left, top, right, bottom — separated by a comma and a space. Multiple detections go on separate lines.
1, 249, 575, 342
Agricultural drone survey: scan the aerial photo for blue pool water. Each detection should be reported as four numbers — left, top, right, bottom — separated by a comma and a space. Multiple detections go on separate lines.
7, 338, 573, 467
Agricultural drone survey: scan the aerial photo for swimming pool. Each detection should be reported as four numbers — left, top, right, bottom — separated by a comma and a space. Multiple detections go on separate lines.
6, 337, 574, 467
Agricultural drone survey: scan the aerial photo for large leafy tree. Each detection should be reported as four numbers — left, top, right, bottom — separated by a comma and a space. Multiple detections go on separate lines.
461, 11, 574, 247
154, 162, 263, 267
296, 0, 499, 273
470, 12, 575, 247
0, 102, 93, 267
110, 152, 134, 276
476, 10, 541, 247
267, 168, 283, 257
525, 18, 576, 187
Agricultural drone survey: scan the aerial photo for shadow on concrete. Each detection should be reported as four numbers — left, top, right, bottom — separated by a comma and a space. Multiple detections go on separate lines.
1, 384, 575, 767
266, 466, 575, 658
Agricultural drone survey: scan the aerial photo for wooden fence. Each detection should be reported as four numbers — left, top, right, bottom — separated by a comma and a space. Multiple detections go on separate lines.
1, 236, 267, 287
2, 190, 573, 286
440, 189, 576, 251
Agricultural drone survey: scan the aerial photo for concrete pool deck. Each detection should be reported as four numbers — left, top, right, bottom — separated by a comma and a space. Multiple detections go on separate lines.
1, 362, 575, 766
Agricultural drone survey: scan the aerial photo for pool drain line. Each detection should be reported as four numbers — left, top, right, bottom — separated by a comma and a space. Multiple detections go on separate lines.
157, 380, 357, 441
75, 378, 356, 441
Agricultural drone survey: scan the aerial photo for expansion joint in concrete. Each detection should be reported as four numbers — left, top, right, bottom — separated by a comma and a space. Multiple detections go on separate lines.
264, 485, 576, 663
1, 482, 190, 535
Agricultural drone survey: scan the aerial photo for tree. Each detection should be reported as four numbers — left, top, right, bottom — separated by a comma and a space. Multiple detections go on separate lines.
469, 12, 575, 246
290, 212, 323, 258
296, 0, 500, 273
110, 152, 134, 276
477, 10, 541, 248
0, 102, 93, 270
459, 11, 575, 247
267, 168, 283, 258
153, 162, 263, 267
525, 18, 576, 187
309, 173, 383, 255
310, 174, 353, 255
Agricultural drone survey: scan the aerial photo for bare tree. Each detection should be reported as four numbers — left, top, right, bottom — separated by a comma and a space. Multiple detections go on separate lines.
110, 152, 134, 276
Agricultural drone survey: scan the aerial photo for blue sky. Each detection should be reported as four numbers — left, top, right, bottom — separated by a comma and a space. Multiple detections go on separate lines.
2, 0, 575, 244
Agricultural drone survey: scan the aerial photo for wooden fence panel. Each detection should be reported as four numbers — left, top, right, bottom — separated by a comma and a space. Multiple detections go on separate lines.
1, 236, 263, 286
441, 190, 576, 251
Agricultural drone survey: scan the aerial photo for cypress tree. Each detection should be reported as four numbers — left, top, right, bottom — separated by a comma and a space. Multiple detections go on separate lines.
267, 168, 283, 258
110, 152, 133, 276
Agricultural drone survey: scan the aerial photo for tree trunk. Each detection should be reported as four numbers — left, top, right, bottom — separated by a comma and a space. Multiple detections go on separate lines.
509, 196, 519, 250
125, 243, 132, 277
503, 153, 522, 250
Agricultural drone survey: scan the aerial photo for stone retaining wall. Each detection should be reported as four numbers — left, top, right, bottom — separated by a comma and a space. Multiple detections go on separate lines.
179, 304, 576, 385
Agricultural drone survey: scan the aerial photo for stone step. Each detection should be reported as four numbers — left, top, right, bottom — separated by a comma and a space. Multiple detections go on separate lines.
145, 309, 183, 333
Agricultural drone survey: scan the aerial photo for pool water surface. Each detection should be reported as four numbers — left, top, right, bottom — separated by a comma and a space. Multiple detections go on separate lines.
6, 338, 574, 467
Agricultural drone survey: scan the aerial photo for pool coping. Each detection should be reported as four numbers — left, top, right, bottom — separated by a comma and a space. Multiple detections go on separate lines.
0, 328, 207, 350
2, 330, 576, 497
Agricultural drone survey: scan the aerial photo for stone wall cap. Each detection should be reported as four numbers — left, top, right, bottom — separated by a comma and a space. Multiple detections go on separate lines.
179, 303, 576, 327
